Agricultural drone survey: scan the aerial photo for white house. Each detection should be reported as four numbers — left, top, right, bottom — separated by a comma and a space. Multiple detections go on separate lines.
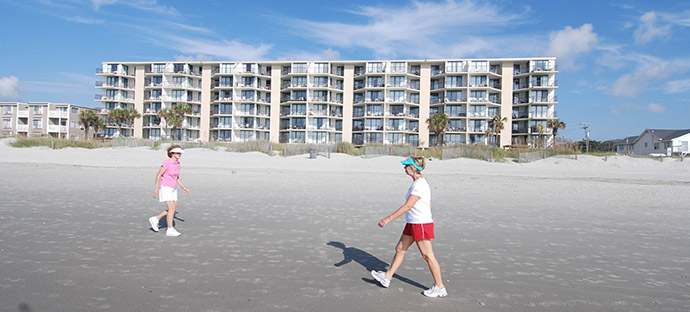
627, 129, 690, 155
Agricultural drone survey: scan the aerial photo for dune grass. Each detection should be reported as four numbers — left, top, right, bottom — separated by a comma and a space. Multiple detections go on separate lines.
10, 137, 110, 149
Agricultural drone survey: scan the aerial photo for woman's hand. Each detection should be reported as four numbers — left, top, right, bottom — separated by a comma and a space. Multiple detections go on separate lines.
153, 189, 158, 199
378, 217, 389, 228
182, 186, 190, 194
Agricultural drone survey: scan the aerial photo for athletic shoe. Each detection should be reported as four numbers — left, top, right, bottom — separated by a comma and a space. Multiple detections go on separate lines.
371, 270, 390, 288
166, 228, 181, 237
149, 217, 159, 232
423, 284, 447, 297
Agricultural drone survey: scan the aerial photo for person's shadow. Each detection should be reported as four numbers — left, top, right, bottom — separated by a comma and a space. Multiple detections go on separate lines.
151, 212, 185, 232
327, 241, 426, 289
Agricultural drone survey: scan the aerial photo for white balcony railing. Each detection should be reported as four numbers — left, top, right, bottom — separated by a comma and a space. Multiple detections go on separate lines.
48, 111, 69, 119
16, 125, 29, 132
17, 110, 29, 118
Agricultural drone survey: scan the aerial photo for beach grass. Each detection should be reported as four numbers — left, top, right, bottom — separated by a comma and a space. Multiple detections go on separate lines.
10, 137, 111, 149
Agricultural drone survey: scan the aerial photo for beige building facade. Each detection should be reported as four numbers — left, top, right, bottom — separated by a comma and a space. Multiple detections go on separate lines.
1, 102, 96, 139
96, 58, 558, 147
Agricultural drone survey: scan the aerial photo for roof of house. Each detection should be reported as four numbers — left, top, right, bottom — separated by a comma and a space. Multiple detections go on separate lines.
641, 129, 690, 142
612, 136, 639, 146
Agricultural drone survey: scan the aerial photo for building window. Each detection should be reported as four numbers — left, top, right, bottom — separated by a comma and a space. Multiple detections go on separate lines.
313, 63, 329, 74
390, 62, 405, 73
292, 63, 307, 73
71, 107, 78, 114
33, 118, 42, 128
446, 61, 465, 73
2, 118, 10, 128
470, 61, 488, 72
367, 62, 383, 73
220, 63, 234, 74
654, 143, 659, 150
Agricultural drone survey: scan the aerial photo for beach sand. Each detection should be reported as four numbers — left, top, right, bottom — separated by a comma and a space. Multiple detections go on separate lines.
1, 139, 689, 311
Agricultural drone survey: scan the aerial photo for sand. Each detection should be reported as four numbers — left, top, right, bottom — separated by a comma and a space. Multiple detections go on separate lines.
1, 139, 689, 312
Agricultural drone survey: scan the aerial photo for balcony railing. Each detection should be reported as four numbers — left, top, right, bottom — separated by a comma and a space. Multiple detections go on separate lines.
48, 111, 69, 118
17, 125, 29, 132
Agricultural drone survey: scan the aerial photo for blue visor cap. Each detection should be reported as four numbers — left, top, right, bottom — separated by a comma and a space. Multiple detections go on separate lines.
401, 157, 423, 171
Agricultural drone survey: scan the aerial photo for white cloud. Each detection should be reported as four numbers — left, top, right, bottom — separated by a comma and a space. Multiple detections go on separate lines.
283, 0, 528, 59
66, 16, 104, 24
658, 10, 690, 27
277, 48, 341, 62
545, 24, 599, 70
91, 0, 179, 16
0, 76, 22, 101
610, 55, 690, 97
633, 12, 672, 44
665, 78, 690, 93
647, 103, 666, 113
174, 54, 213, 62
159, 36, 272, 61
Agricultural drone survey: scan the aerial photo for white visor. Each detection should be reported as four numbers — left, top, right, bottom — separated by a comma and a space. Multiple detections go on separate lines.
170, 147, 184, 154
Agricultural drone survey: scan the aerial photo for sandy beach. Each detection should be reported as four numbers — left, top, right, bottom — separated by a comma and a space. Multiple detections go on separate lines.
1, 139, 689, 312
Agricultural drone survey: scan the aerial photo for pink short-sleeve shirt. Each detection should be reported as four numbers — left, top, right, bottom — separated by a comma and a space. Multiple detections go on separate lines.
160, 158, 180, 188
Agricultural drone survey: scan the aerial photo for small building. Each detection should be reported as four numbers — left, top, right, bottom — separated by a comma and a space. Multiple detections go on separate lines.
0, 102, 99, 139
616, 129, 690, 155
612, 135, 638, 154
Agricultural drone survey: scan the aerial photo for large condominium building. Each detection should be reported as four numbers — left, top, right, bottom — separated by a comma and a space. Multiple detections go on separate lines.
1, 102, 96, 139
95, 58, 558, 147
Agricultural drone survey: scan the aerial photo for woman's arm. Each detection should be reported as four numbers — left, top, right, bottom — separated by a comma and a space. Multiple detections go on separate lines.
378, 195, 419, 228
153, 166, 165, 198
177, 177, 189, 194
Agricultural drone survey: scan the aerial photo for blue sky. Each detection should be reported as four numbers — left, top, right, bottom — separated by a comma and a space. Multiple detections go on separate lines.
1, 0, 689, 141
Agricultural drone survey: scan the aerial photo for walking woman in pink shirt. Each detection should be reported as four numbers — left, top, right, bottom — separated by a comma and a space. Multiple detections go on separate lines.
148, 145, 189, 237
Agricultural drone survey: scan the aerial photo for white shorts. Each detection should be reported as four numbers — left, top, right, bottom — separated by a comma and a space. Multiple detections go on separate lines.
158, 186, 178, 202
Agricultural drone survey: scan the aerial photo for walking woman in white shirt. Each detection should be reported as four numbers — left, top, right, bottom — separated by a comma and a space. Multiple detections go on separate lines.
371, 156, 447, 297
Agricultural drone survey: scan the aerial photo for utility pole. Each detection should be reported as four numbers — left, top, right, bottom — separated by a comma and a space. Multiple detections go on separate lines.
580, 123, 590, 153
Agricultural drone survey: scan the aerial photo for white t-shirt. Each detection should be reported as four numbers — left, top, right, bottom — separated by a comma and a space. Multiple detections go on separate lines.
405, 177, 433, 224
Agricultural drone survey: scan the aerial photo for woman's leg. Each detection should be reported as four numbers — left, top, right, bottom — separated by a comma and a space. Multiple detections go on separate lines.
416, 239, 444, 288
385, 234, 415, 279
156, 210, 168, 221
164, 201, 177, 228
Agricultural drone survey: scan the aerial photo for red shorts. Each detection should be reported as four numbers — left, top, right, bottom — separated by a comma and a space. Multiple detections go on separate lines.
402, 223, 435, 241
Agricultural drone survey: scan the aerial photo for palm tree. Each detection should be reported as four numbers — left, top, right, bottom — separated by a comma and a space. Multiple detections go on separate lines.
537, 123, 546, 148
426, 112, 450, 146
547, 119, 566, 147
158, 103, 191, 140
78, 109, 99, 140
124, 108, 141, 137
106, 108, 126, 138
92, 117, 106, 138
489, 115, 507, 147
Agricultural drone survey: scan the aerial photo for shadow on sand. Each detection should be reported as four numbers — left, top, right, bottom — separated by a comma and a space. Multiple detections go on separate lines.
327, 241, 426, 289
150, 212, 184, 232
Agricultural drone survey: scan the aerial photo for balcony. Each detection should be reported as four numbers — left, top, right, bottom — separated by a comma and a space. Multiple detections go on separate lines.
446, 126, 466, 132
48, 111, 69, 119
17, 110, 29, 118
530, 96, 558, 103
531, 65, 559, 72
17, 125, 29, 132
48, 125, 68, 133
444, 97, 466, 103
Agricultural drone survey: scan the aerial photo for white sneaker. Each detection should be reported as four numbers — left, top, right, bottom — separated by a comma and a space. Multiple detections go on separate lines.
166, 228, 181, 237
423, 284, 447, 297
148, 217, 159, 232
371, 270, 390, 288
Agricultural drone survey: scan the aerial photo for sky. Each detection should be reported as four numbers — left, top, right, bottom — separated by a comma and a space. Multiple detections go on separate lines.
1, 0, 689, 141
